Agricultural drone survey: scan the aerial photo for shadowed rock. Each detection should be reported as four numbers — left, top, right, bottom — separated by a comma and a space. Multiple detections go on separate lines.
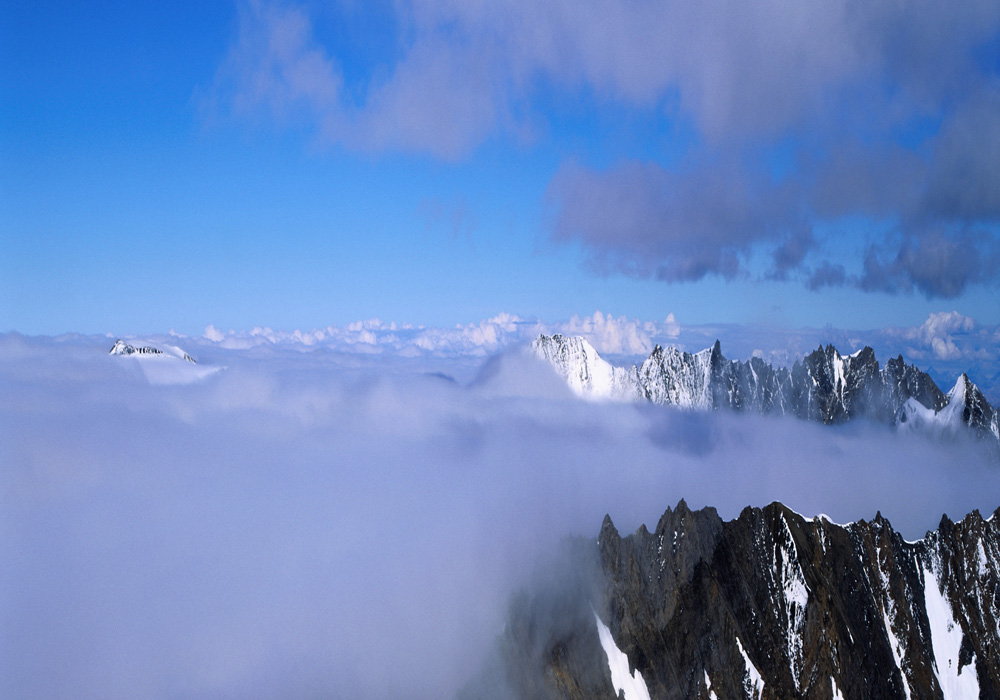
469, 502, 1000, 699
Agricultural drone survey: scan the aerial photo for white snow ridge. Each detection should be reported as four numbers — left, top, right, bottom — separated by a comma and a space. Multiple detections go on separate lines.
594, 612, 651, 700
531, 334, 641, 402
922, 560, 980, 699
737, 635, 764, 699
896, 375, 969, 436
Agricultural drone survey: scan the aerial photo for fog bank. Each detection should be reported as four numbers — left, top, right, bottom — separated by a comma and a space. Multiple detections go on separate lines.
2, 334, 997, 699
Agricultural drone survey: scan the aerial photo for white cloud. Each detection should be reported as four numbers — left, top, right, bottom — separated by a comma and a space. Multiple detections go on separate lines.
2, 334, 998, 700
192, 311, 686, 361
559, 311, 654, 355
195, 313, 537, 365
204, 324, 226, 342
930, 336, 962, 361
896, 311, 978, 360
216, 1, 342, 127
554, 311, 683, 356
661, 312, 681, 338
215, 0, 1000, 155
915, 310, 975, 340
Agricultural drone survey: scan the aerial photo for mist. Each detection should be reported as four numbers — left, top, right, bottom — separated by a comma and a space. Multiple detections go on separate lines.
2, 333, 997, 699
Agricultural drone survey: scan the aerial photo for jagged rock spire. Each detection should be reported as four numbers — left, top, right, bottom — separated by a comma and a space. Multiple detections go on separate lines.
484, 503, 1000, 699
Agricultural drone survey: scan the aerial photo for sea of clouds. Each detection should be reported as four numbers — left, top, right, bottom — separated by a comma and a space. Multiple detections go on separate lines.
2, 328, 998, 699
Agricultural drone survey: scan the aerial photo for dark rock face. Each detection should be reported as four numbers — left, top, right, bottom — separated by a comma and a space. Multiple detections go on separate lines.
957, 375, 1000, 443
475, 503, 1000, 700
883, 354, 948, 417
705, 343, 966, 428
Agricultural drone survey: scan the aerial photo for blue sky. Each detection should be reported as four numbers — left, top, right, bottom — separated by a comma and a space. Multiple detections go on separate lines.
2, 0, 999, 337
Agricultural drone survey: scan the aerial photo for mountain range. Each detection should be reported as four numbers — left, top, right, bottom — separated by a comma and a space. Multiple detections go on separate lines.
464, 501, 1000, 700
532, 334, 1000, 451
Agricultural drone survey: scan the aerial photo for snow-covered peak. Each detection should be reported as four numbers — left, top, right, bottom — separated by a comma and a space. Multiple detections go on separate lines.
533, 334, 723, 408
110, 339, 196, 363
108, 338, 222, 385
639, 343, 715, 409
896, 374, 972, 435
948, 373, 969, 403
531, 334, 640, 401
938, 373, 972, 425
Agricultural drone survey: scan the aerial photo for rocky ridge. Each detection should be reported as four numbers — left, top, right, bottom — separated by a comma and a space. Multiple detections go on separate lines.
532, 334, 1000, 450
469, 502, 1000, 700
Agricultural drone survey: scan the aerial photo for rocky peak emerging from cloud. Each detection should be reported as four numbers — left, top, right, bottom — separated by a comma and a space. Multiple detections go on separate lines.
472, 502, 1000, 699
110, 339, 196, 363
108, 338, 223, 385
533, 333, 1000, 450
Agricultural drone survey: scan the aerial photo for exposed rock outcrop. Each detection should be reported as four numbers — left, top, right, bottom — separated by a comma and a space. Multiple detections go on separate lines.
472, 502, 1000, 699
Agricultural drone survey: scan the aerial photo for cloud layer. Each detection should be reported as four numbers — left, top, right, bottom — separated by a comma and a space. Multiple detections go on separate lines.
191, 309, 1000, 392
3, 333, 999, 699
197, 310, 680, 364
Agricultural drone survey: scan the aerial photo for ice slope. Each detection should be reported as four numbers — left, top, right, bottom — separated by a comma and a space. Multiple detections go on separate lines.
530, 334, 641, 402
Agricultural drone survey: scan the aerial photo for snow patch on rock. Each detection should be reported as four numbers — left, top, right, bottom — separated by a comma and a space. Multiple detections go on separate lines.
594, 612, 651, 700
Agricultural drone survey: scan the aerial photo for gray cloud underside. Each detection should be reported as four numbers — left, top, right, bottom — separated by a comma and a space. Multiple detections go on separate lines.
547, 158, 808, 283
214, 0, 1000, 297
3, 335, 998, 699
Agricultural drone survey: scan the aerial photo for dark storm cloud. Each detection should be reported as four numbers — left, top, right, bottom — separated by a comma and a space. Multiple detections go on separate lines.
921, 91, 1000, 221
550, 114, 1000, 295
548, 159, 806, 282
860, 228, 1000, 298
769, 229, 816, 280
3, 336, 999, 699
808, 261, 848, 291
